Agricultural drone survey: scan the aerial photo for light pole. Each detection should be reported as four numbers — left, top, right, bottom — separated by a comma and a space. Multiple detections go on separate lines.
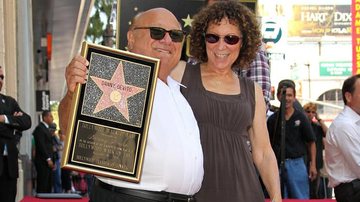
305, 63, 311, 98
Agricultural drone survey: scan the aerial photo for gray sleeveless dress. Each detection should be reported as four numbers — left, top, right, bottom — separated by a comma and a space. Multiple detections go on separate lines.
181, 63, 265, 202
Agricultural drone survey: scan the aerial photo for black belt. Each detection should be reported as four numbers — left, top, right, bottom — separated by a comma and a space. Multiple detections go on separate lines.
95, 179, 196, 202
336, 179, 360, 192
334, 179, 360, 202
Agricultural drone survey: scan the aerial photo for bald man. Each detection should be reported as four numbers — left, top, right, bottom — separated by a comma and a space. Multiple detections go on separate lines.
58, 8, 203, 202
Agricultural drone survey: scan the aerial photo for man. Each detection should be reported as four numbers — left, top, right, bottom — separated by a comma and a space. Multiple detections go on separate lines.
240, 47, 271, 111
267, 79, 317, 199
58, 8, 203, 202
0, 65, 31, 202
33, 110, 55, 193
325, 74, 360, 202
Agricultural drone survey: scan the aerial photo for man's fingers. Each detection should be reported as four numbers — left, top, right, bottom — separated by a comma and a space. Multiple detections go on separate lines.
13, 111, 23, 116
65, 55, 89, 93
73, 55, 89, 66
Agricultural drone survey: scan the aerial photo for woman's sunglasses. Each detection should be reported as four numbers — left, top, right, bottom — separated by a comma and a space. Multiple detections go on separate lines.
204, 33, 242, 45
133, 27, 185, 43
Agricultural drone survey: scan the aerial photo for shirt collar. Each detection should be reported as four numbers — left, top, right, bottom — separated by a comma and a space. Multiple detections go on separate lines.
344, 106, 360, 124
42, 121, 49, 128
167, 76, 185, 89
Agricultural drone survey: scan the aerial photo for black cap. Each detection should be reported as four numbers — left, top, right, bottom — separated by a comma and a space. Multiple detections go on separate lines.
277, 79, 295, 94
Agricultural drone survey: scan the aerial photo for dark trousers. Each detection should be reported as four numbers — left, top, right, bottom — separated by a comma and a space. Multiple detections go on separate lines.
334, 179, 360, 202
310, 174, 321, 199
61, 168, 71, 192
34, 159, 53, 193
0, 157, 17, 202
90, 181, 156, 202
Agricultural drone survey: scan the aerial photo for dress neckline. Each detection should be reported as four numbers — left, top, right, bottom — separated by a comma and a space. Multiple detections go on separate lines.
196, 64, 242, 97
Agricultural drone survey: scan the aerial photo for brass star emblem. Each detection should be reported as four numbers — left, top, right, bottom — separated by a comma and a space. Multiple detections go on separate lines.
182, 14, 193, 28
90, 61, 144, 121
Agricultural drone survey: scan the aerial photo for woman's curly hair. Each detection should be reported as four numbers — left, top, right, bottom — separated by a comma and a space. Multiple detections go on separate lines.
190, 0, 261, 69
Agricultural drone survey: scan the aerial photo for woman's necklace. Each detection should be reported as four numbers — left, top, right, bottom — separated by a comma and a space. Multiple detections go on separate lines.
213, 72, 237, 86
203, 65, 238, 86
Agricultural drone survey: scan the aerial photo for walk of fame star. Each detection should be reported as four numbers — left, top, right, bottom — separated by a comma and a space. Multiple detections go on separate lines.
182, 14, 193, 28
90, 61, 144, 121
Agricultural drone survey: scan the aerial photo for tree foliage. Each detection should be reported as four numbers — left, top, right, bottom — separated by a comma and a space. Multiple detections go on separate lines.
86, 0, 116, 45
86, 10, 104, 43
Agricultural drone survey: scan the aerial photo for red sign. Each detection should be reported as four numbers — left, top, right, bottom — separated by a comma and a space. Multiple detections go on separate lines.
352, 1, 360, 75
47, 33, 52, 60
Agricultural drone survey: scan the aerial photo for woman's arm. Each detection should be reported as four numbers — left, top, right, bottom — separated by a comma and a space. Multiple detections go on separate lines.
250, 83, 282, 202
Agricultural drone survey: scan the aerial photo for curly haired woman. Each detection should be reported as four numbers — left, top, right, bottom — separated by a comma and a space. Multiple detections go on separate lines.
171, 1, 281, 201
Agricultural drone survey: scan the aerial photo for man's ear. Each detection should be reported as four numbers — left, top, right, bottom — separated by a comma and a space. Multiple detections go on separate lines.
345, 92, 352, 104
127, 31, 134, 50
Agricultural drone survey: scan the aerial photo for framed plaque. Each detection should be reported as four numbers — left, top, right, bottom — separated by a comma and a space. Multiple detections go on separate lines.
61, 41, 159, 182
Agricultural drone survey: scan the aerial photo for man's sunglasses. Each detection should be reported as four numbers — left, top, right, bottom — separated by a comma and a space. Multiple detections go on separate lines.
133, 27, 185, 43
204, 33, 242, 45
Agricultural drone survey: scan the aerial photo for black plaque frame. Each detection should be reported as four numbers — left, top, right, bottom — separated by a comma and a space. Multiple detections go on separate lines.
61, 41, 159, 182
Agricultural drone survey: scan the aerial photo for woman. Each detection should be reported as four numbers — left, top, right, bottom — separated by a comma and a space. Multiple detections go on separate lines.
171, 1, 281, 201
303, 102, 329, 199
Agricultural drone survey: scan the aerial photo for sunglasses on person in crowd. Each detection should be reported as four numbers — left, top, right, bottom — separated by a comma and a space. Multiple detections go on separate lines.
133, 27, 185, 43
306, 110, 316, 114
204, 33, 242, 45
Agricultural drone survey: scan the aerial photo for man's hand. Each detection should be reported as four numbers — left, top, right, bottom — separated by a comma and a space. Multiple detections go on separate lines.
65, 55, 89, 93
308, 163, 317, 181
13, 111, 23, 116
59, 55, 89, 134
0, 112, 23, 123
47, 159, 55, 169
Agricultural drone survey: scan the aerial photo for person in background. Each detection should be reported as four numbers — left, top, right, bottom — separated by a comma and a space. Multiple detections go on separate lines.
58, 7, 203, 202
31, 135, 37, 194
0, 65, 31, 202
267, 80, 317, 199
171, 1, 281, 201
50, 123, 62, 193
33, 110, 55, 193
239, 46, 271, 111
58, 129, 72, 193
325, 74, 360, 202
303, 102, 328, 198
